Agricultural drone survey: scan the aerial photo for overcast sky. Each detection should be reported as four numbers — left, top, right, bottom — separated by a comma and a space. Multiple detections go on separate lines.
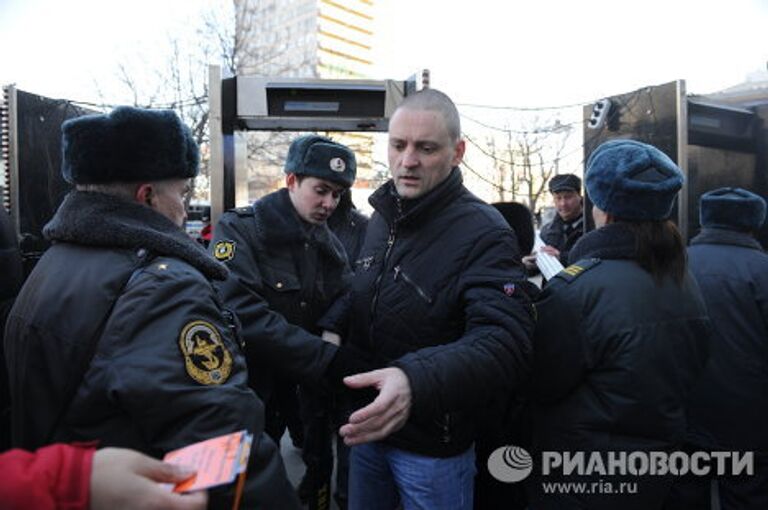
2, 0, 766, 109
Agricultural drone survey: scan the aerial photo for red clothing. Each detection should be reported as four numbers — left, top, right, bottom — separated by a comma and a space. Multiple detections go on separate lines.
0, 443, 94, 510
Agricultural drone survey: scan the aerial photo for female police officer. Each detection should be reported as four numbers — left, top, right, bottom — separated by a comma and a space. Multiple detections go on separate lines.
529, 140, 712, 510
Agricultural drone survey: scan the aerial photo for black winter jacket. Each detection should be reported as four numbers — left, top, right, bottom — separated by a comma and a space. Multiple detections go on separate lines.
539, 213, 584, 266
4, 191, 299, 509
212, 189, 350, 399
531, 223, 711, 510
686, 228, 768, 451
348, 169, 535, 457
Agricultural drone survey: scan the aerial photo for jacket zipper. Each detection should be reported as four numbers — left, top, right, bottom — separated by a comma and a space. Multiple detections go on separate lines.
393, 265, 433, 304
368, 225, 397, 349
442, 413, 451, 443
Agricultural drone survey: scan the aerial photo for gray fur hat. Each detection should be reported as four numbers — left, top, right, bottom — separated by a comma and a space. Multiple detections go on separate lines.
62, 106, 199, 184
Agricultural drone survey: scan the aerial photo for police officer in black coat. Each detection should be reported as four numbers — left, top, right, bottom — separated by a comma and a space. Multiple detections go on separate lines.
531, 140, 712, 510
3, 107, 300, 509
666, 188, 768, 510
212, 135, 372, 510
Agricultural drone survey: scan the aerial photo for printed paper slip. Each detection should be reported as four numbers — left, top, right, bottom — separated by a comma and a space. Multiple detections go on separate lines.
163, 429, 253, 493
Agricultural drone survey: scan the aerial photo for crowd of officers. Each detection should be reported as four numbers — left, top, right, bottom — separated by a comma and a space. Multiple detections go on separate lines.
0, 88, 766, 510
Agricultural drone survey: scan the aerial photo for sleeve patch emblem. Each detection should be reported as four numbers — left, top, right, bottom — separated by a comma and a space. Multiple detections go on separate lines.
179, 320, 233, 385
214, 240, 236, 261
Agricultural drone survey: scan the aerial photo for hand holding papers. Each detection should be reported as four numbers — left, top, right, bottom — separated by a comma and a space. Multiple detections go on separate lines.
532, 234, 564, 280
163, 430, 253, 508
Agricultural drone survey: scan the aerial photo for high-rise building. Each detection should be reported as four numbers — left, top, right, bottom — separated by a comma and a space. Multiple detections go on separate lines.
234, 0, 379, 199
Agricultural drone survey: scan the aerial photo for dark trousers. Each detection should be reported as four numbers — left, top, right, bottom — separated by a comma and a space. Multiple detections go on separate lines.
264, 378, 303, 447
300, 385, 334, 510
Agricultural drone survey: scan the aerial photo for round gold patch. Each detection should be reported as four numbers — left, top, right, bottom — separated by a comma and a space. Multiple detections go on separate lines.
179, 320, 233, 385
214, 240, 236, 261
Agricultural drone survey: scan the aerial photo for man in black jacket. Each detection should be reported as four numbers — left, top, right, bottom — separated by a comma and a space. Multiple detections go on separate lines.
522, 173, 583, 273
338, 89, 535, 510
4, 107, 299, 509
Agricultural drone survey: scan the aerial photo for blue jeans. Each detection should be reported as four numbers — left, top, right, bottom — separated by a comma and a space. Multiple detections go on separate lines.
348, 442, 476, 510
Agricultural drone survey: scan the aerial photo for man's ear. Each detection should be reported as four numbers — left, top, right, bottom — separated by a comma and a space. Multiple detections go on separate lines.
286, 173, 297, 191
135, 183, 153, 206
452, 139, 466, 167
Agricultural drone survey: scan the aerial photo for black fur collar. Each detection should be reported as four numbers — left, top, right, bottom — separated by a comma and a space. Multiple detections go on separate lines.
253, 189, 347, 265
568, 222, 638, 264
44, 191, 228, 280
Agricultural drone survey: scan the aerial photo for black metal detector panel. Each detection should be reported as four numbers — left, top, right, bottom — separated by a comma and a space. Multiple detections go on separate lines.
2, 87, 96, 272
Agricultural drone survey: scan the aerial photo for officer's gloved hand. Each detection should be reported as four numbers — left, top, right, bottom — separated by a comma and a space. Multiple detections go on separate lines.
325, 345, 377, 383
325, 345, 379, 410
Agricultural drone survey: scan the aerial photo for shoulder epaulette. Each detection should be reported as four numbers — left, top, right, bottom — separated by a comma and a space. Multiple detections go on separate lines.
553, 258, 601, 283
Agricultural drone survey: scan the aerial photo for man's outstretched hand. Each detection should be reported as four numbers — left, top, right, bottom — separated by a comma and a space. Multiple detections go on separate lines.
339, 367, 412, 446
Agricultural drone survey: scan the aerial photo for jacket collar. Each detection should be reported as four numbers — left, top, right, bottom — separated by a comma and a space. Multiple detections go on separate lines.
369, 167, 465, 227
568, 222, 637, 263
44, 191, 228, 280
253, 188, 348, 265
690, 227, 764, 251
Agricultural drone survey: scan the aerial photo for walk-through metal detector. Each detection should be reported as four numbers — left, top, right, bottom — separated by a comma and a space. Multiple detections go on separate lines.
583, 80, 768, 247
1, 85, 97, 272
207, 65, 422, 224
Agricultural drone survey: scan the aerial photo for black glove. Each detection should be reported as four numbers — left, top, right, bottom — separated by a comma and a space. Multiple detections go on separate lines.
325, 345, 377, 385
324, 345, 379, 411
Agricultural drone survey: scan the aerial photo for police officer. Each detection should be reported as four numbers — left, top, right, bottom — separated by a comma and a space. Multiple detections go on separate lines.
212, 135, 371, 510
4, 107, 300, 509
531, 140, 712, 510
666, 188, 768, 510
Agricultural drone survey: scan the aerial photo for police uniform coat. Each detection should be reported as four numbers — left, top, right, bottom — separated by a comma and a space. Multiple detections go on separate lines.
328, 191, 369, 264
531, 223, 711, 510
211, 188, 350, 399
686, 228, 768, 451
4, 191, 299, 510
347, 168, 536, 458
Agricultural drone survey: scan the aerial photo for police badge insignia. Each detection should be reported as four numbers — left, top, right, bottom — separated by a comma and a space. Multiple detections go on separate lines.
213, 240, 236, 261
329, 157, 346, 173
179, 320, 233, 385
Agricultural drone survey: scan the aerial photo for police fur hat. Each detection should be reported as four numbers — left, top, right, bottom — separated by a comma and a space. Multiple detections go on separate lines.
62, 106, 199, 184
585, 139, 683, 221
700, 187, 767, 232
284, 135, 356, 187
549, 173, 581, 193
